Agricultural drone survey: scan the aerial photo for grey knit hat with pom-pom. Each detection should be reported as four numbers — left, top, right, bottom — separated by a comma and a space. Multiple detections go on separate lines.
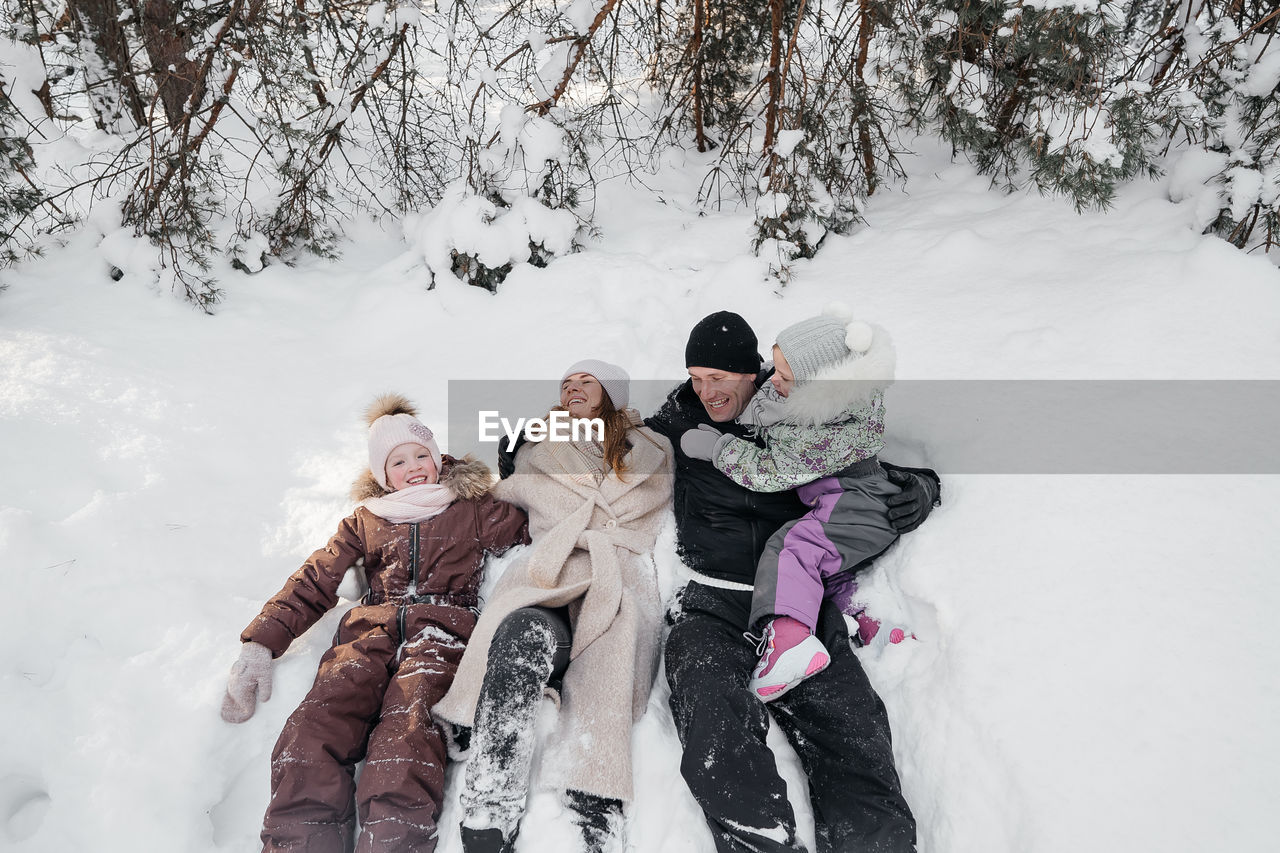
774, 306, 874, 383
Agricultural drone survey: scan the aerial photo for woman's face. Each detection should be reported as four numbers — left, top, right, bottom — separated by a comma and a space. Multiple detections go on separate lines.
560, 372, 606, 418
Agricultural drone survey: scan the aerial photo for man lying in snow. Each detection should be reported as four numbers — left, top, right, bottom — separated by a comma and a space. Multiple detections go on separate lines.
648, 310, 940, 853
679, 306, 911, 702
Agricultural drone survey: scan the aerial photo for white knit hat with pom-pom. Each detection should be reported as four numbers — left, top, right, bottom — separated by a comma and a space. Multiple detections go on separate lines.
774, 304, 876, 383
365, 393, 442, 490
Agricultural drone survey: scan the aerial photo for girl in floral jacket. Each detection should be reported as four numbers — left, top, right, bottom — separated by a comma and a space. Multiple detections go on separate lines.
220, 394, 528, 853
681, 307, 914, 702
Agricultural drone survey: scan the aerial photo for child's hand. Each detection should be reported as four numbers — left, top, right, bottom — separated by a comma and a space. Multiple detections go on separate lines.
220, 642, 274, 723
680, 424, 725, 461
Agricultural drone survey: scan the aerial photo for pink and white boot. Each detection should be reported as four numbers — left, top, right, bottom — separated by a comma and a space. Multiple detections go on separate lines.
853, 611, 913, 650
747, 616, 830, 702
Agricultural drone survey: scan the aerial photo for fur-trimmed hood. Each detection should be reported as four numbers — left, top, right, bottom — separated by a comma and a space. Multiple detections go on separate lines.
350, 455, 495, 503
777, 322, 895, 426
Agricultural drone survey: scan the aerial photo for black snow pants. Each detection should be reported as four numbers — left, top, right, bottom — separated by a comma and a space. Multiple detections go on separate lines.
664, 582, 916, 853
460, 607, 623, 851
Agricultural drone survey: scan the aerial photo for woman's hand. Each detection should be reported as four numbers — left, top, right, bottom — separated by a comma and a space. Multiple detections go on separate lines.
220, 641, 273, 723
497, 433, 529, 479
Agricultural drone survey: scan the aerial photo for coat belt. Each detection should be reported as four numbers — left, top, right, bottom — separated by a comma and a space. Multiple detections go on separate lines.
364, 591, 480, 609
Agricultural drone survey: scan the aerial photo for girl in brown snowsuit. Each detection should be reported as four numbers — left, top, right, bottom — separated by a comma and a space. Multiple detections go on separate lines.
220, 394, 529, 853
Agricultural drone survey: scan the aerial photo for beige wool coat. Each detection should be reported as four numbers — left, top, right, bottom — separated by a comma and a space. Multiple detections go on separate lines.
434, 425, 673, 803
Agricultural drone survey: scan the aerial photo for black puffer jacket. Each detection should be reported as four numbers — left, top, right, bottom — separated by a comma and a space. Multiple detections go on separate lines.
646, 374, 940, 585
646, 377, 803, 585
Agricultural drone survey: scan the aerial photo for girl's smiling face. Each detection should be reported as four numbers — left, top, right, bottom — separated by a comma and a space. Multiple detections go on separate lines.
384, 442, 438, 491
769, 346, 796, 397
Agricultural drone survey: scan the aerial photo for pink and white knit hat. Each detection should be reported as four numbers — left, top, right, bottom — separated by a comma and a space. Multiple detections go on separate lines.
368, 413, 442, 490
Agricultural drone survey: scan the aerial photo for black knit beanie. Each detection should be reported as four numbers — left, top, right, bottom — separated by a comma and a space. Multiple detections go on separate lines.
684, 311, 763, 374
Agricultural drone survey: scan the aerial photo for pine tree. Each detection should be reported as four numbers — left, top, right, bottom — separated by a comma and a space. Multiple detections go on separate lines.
418, 0, 629, 290
5, 0, 1278, 299
1, 10, 52, 267
755, 0, 907, 275
117, 0, 270, 310
64, 0, 147, 133
653, 1, 774, 151
894, 0, 1158, 209
1, 71, 43, 266
1136, 1, 1279, 252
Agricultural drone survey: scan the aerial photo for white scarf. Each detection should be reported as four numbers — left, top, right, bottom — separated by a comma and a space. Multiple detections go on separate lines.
362, 483, 457, 524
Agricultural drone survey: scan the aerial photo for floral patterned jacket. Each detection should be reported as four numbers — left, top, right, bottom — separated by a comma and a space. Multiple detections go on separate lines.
713, 323, 896, 493
714, 383, 886, 493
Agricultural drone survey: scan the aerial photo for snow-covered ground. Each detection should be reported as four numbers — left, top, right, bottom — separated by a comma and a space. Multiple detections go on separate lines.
2, 144, 1278, 853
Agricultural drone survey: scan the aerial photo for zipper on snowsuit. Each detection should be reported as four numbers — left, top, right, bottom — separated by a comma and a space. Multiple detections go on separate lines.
408, 521, 420, 598
393, 521, 421, 671
394, 605, 407, 671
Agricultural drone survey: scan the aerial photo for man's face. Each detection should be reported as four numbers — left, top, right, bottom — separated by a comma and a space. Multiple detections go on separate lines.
688, 366, 757, 422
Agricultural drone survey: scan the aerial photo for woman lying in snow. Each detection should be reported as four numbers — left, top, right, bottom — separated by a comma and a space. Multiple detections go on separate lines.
434, 359, 674, 853
220, 395, 528, 853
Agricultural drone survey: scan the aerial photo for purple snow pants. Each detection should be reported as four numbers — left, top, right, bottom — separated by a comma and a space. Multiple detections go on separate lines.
749, 463, 901, 631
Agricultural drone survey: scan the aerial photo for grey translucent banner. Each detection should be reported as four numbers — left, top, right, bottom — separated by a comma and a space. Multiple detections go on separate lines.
447, 380, 1280, 474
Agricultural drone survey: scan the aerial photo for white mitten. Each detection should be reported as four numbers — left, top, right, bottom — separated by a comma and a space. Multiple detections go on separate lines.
220, 641, 273, 723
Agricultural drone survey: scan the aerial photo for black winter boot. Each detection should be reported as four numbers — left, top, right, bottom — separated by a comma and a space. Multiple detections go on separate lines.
566, 789, 624, 853
459, 825, 516, 853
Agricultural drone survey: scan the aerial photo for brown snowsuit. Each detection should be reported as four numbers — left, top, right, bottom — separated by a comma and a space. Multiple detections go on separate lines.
241, 456, 529, 853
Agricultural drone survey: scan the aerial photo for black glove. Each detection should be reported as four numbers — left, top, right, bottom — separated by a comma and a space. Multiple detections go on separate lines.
444, 722, 471, 760
497, 433, 529, 480
884, 467, 940, 534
